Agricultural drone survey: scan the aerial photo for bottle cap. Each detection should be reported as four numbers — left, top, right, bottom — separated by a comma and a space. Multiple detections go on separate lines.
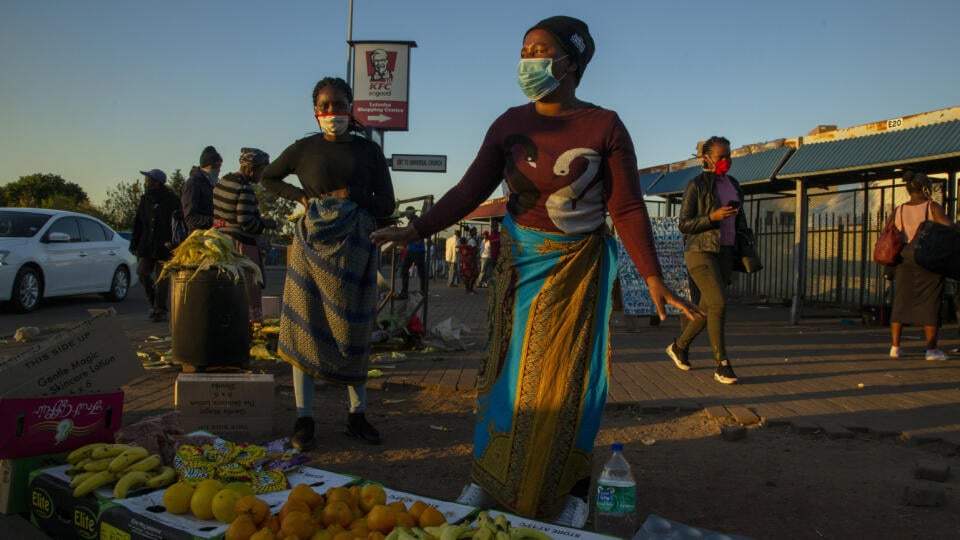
612, 443, 623, 452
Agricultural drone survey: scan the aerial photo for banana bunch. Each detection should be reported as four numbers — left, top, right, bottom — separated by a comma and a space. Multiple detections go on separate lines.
158, 228, 262, 285
386, 513, 552, 540
65, 443, 177, 498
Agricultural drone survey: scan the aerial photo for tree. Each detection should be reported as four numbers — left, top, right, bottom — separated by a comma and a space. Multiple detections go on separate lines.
0, 173, 89, 208
101, 179, 144, 232
168, 169, 186, 197
256, 185, 296, 244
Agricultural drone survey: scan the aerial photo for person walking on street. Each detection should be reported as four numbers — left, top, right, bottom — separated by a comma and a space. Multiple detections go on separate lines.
182, 145, 222, 233
371, 16, 698, 526
889, 170, 953, 360
478, 231, 492, 287
458, 234, 478, 294
665, 136, 746, 384
398, 206, 427, 298
213, 147, 277, 324
130, 169, 182, 322
445, 230, 461, 286
262, 76, 396, 450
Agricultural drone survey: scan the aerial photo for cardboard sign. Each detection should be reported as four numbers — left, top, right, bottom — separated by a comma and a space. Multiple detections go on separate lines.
175, 374, 275, 441
0, 391, 123, 459
0, 309, 144, 398
478, 510, 620, 540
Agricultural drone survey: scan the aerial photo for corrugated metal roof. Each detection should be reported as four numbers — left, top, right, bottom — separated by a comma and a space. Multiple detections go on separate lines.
645, 165, 702, 196
463, 197, 507, 220
778, 120, 960, 179
639, 171, 664, 194
729, 146, 794, 184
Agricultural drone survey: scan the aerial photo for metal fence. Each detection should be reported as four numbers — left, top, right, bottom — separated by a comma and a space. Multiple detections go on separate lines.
730, 211, 892, 310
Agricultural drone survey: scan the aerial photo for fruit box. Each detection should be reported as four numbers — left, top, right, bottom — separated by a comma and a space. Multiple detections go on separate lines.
363, 482, 478, 525
0, 452, 68, 515
97, 466, 358, 540
29, 464, 115, 540
0, 391, 124, 459
476, 510, 620, 540
0, 309, 145, 398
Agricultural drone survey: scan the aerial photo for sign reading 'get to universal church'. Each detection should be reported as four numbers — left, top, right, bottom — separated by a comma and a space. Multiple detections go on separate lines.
350, 41, 417, 131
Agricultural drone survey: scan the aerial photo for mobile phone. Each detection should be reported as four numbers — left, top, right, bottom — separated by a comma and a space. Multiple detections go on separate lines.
729, 201, 741, 209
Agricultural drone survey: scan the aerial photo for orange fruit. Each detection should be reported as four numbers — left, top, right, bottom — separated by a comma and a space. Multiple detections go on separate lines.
263, 514, 282, 533
359, 485, 387, 513
349, 518, 368, 537
280, 500, 311, 523
394, 511, 415, 530
235, 495, 271, 526
249, 528, 274, 540
349, 486, 362, 504
407, 501, 427, 522
332, 532, 355, 540
224, 514, 258, 540
365, 505, 397, 534
386, 501, 406, 514
367, 533, 386, 540
289, 484, 325, 510
417, 506, 446, 528
282, 510, 317, 540
326, 487, 354, 507
320, 501, 354, 528
310, 530, 334, 540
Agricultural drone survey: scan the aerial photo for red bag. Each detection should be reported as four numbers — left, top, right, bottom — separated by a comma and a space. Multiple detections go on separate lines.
873, 206, 905, 266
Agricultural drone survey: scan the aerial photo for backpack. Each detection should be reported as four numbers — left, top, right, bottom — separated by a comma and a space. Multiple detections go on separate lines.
170, 208, 188, 248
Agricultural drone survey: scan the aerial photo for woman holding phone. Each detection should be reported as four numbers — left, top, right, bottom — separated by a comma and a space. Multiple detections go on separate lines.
665, 136, 748, 384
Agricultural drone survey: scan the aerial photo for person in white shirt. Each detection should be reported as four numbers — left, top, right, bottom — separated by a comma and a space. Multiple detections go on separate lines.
479, 231, 492, 287
445, 230, 461, 286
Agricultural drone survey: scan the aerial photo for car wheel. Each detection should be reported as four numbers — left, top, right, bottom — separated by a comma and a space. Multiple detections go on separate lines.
104, 265, 130, 301
11, 266, 42, 313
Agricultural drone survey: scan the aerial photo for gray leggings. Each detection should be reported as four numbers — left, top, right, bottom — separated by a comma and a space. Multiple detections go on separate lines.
676, 247, 735, 360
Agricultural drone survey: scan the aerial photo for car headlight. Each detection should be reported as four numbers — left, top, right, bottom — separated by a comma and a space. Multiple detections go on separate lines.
0, 250, 8, 265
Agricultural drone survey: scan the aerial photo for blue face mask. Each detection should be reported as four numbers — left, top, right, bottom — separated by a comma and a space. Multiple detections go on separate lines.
517, 55, 567, 101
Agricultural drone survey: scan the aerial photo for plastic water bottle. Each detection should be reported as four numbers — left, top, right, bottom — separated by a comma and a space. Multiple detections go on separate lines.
595, 442, 637, 538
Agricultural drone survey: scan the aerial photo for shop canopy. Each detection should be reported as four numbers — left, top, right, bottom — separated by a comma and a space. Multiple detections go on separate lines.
645, 146, 795, 197
777, 119, 960, 182
462, 197, 507, 220
639, 171, 664, 195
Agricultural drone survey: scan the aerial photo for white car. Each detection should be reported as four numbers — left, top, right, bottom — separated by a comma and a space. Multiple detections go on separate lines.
0, 208, 139, 312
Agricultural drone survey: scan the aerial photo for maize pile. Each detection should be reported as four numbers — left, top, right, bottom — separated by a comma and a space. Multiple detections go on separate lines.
159, 229, 262, 285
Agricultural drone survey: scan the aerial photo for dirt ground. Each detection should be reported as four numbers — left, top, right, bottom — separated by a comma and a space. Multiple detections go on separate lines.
287, 379, 960, 540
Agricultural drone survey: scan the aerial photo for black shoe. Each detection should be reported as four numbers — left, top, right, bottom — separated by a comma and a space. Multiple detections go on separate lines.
714, 360, 738, 384
291, 417, 316, 451
345, 412, 383, 444
666, 342, 691, 371
150, 310, 168, 322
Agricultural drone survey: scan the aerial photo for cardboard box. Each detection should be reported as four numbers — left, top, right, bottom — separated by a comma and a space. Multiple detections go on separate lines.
0, 309, 144, 398
98, 466, 357, 540
477, 510, 620, 540
364, 483, 477, 525
30, 464, 112, 540
0, 452, 67, 515
0, 392, 124, 459
175, 374, 274, 441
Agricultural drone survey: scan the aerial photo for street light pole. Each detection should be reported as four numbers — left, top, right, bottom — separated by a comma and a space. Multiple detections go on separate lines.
346, 0, 354, 79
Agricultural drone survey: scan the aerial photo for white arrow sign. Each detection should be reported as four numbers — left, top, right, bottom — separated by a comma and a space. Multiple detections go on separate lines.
368, 114, 392, 123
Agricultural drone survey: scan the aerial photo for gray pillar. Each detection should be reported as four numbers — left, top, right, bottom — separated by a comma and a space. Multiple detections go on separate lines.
790, 179, 808, 325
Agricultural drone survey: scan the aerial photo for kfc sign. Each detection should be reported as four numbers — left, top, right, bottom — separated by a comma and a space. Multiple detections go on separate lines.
350, 41, 416, 131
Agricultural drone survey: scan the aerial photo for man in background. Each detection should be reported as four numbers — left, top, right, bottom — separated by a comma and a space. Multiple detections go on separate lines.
130, 169, 182, 322
445, 229, 461, 287
182, 145, 222, 232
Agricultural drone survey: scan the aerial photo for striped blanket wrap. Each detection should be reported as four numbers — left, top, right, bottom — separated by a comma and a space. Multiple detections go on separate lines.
278, 198, 377, 384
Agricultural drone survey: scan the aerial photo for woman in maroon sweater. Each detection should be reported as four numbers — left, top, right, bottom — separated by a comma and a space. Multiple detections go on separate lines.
372, 16, 698, 526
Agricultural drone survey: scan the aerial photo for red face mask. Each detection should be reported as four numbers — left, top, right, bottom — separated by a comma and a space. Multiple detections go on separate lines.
713, 157, 731, 176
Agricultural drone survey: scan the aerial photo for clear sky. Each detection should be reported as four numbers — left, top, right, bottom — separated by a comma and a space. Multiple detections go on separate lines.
1, 0, 957, 206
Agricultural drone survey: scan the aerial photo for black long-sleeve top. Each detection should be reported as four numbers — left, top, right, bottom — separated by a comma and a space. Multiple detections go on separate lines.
261, 133, 396, 219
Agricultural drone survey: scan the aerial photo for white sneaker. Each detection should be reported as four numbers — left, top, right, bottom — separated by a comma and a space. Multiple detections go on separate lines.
455, 483, 495, 508
889, 346, 901, 358
552, 496, 589, 529
925, 349, 948, 361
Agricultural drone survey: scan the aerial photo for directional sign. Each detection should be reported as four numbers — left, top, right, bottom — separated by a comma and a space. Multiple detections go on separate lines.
390, 154, 447, 173
350, 41, 416, 131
